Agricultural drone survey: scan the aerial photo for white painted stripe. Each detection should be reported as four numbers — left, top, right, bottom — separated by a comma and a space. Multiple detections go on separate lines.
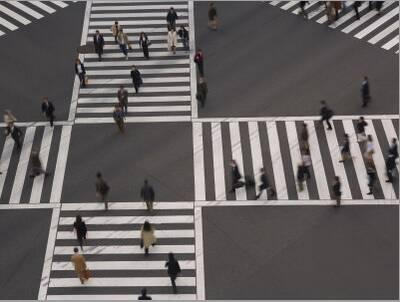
103, 42, 183, 50
316, 14, 328, 24
75, 116, 191, 124
324, 123, 352, 199
307, 3, 327, 19
78, 95, 190, 104
8, 2, 44, 19
59, 215, 193, 225
61, 201, 193, 211
98, 34, 179, 42
368, 21, 399, 44
329, 2, 368, 28
49, 277, 195, 287
91, 4, 188, 11
54, 244, 194, 255
50, 126, 72, 203
52, 260, 195, 271
342, 120, 372, 199
0, 136, 14, 197
381, 119, 400, 175
28, 1, 56, 13
0, 29, 4, 36
382, 35, 399, 50
89, 19, 188, 26
0, 4, 31, 25
292, 1, 321, 15
194, 206, 205, 300
192, 115, 398, 122
84, 58, 189, 67
248, 122, 264, 199
270, 1, 282, 6
91, 12, 188, 18
52, 1, 69, 8
77, 106, 191, 114
188, 0, 197, 119
85, 68, 190, 75
342, 7, 384, 33
229, 122, 247, 200
306, 121, 330, 200
57, 229, 194, 240
285, 121, 309, 200
211, 123, 226, 200
93, 0, 187, 3
280, 1, 298, 10
38, 207, 61, 300
88, 27, 179, 35
0, 16, 18, 31
9, 127, 35, 204
79, 86, 190, 94
84, 50, 188, 58
355, 7, 399, 39
193, 123, 205, 201
86, 77, 190, 85
30, 126, 54, 204
266, 121, 288, 199
364, 119, 396, 199
0, 203, 58, 210
47, 294, 196, 300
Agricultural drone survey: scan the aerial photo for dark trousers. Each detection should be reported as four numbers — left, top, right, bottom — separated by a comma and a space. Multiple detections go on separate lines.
77, 234, 86, 250
142, 46, 149, 59
133, 82, 140, 93
362, 95, 370, 107
114, 35, 118, 44
78, 73, 86, 87
321, 117, 332, 129
120, 44, 128, 56
169, 274, 177, 293
368, 173, 376, 191
96, 49, 103, 61
197, 63, 204, 77
335, 194, 341, 207
354, 5, 360, 19
119, 101, 128, 114
13, 136, 22, 149
48, 114, 55, 127
182, 37, 189, 49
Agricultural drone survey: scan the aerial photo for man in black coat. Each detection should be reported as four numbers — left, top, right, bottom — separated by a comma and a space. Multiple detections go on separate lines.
361, 76, 370, 107
166, 7, 178, 30
229, 159, 244, 192
29, 150, 49, 178
194, 49, 204, 77
140, 179, 155, 212
93, 30, 105, 61
96, 172, 110, 210
386, 138, 398, 183
130, 65, 143, 93
255, 168, 275, 199
41, 97, 55, 127
319, 100, 333, 130
5, 124, 23, 149
75, 58, 86, 88
117, 85, 128, 114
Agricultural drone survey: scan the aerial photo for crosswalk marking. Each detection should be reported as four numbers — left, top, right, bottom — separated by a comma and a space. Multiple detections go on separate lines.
368, 21, 399, 44
83, 59, 189, 67
89, 19, 189, 26
0, 16, 18, 31
248, 122, 264, 198
381, 119, 400, 175
354, 7, 399, 39
78, 95, 190, 104
103, 42, 183, 50
52, 260, 196, 270
54, 245, 194, 255
99, 34, 181, 41
49, 277, 196, 287
229, 122, 247, 200
193, 123, 206, 201
85, 77, 190, 85
47, 294, 196, 300
27, 1, 56, 14
59, 215, 194, 225
8, 2, 44, 19
52, 1, 69, 8
212, 122, 226, 200
80, 86, 190, 94
77, 105, 190, 113
75, 116, 191, 124
85, 68, 190, 75
91, 4, 188, 11
382, 35, 399, 50
84, 50, 188, 59
61, 201, 194, 210
0, 4, 31, 25
0, 137, 14, 199
91, 11, 189, 18
87, 27, 183, 34
329, 2, 369, 28
280, 1, 298, 10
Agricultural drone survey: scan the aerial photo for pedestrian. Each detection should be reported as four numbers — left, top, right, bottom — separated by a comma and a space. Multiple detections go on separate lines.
165, 252, 181, 294
140, 220, 156, 256
361, 76, 370, 107
73, 215, 87, 251
196, 77, 208, 108
177, 25, 189, 49
93, 30, 105, 61
375, 1, 383, 15
130, 65, 143, 93
301, 150, 312, 180
75, 58, 86, 88
353, 1, 361, 20
366, 157, 376, 195
255, 167, 275, 199
300, 122, 309, 152
319, 100, 333, 130
229, 159, 244, 192
194, 49, 204, 77
368, 1, 374, 10
29, 150, 49, 178
326, 2, 335, 23
138, 288, 152, 300
386, 138, 398, 183
110, 21, 120, 44
139, 32, 150, 59
3, 110, 17, 126
356, 116, 368, 143
5, 124, 23, 149
208, 2, 218, 29
113, 104, 125, 133
297, 162, 306, 191
140, 179, 155, 212
332, 176, 342, 207
95, 172, 110, 210
388, 137, 399, 159
332, 1, 342, 20
117, 28, 131, 60
339, 133, 351, 163
71, 247, 89, 284
41, 97, 55, 127
299, 1, 309, 19
117, 85, 128, 114
364, 134, 374, 159
166, 7, 178, 30
167, 27, 178, 54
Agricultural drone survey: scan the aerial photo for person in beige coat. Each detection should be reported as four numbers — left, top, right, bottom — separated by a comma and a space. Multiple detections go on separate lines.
3, 110, 17, 126
110, 21, 121, 44
71, 247, 88, 284
167, 28, 178, 54
117, 28, 131, 60
140, 220, 156, 256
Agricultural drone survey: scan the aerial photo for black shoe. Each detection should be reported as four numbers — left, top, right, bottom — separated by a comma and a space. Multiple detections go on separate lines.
367, 191, 373, 195
386, 179, 392, 183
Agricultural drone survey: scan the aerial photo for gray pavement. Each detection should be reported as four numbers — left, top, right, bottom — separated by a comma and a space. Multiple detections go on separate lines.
0, 209, 52, 299
202, 205, 399, 299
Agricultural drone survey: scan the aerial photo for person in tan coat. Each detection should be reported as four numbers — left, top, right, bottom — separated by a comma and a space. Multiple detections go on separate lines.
71, 247, 88, 284
167, 28, 178, 54
110, 21, 121, 44
140, 221, 156, 256
117, 28, 131, 60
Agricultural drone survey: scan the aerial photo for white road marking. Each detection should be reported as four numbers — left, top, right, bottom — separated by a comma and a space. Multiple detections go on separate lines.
59, 215, 193, 225
61, 201, 194, 210
342, 7, 384, 33
83, 58, 189, 67
188, 0, 197, 119
79, 86, 190, 94
85, 77, 190, 85
91, 12, 188, 18
52, 260, 195, 270
75, 116, 191, 123
329, 2, 368, 28
85, 68, 190, 75
52, 1, 69, 8
77, 106, 190, 114
368, 21, 399, 44
89, 19, 188, 26
382, 35, 399, 50
0, 16, 18, 31
229, 122, 247, 200
78, 95, 190, 104
49, 277, 195, 287
8, 2, 44, 19
280, 1, 298, 10
28, 1, 56, 14
0, 136, 14, 198
354, 7, 399, 39
0, 4, 31, 25
47, 294, 196, 300
248, 122, 264, 198
194, 206, 205, 300
91, 4, 188, 11
193, 122, 205, 200
211, 122, 226, 200
84, 50, 188, 58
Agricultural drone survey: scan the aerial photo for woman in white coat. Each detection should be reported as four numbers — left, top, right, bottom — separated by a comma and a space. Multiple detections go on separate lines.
167, 28, 178, 54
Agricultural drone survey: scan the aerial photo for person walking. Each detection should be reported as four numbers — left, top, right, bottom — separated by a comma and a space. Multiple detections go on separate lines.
229, 159, 244, 192
299, 1, 309, 20
110, 21, 120, 44
130, 65, 143, 93
5, 124, 23, 149
326, 1, 335, 23
29, 150, 50, 178
165, 252, 181, 294
361, 76, 370, 107
138, 288, 152, 300
73, 215, 87, 251
353, 1, 361, 20
301, 150, 312, 180
194, 49, 204, 77
319, 100, 333, 130
117, 28, 131, 60
140, 220, 156, 256
332, 176, 342, 207
300, 122, 309, 152
339, 133, 351, 163
297, 162, 306, 192
386, 138, 398, 183
113, 104, 125, 133
166, 7, 178, 30
366, 157, 376, 195
388, 137, 399, 159
140, 179, 155, 212
95, 172, 110, 210
41, 97, 55, 127
93, 30, 105, 61
177, 25, 189, 49
255, 167, 275, 199
167, 27, 178, 54
71, 247, 89, 284
196, 77, 208, 108
375, 1, 383, 15
364, 134, 374, 159
3, 110, 17, 126
75, 58, 86, 88
139, 32, 150, 59
117, 85, 128, 114
208, 2, 218, 29
356, 116, 368, 143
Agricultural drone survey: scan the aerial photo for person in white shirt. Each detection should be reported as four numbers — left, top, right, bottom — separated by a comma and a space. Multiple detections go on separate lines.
167, 28, 178, 54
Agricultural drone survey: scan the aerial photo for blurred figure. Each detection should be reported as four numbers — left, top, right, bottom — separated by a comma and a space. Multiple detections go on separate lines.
165, 252, 181, 294
113, 104, 125, 133
356, 116, 368, 143
366, 157, 376, 195
5, 123, 22, 149
196, 77, 208, 108
117, 28, 131, 60
319, 100, 333, 130
130, 65, 143, 93
299, 1, 309, 19
353, 1, 361, 20
375, 1, 383, 15
167, 27, 178, 54
139, 32, 150, 59
177, 25, 189, 49
29, 150, 49, 178
73, 215, 87, 251
208, 2, 218, 29
386, 138, 398, 183
339, 133, 351, 163
300, 122, 309, 152
75, 58, 86, 88
194, 49, 204, 77
297, 162, 306, 192
3, 110, 17, 126
166, 7, 178, 30
364, 134, 374, 159
229, 159, 244, 192
255, 167, 275, 199
138, 288, 152, 300
110, 21, 121, 43
71, 247, 88, 284
140, 220, 156, 256
41, 97, 55, 127
93, 30, 105, 61
361, 76, 370, 107
95, 172, 110, 210
140, 179, 155, 212
117, 85, 128, 114
332, 176, 342, 207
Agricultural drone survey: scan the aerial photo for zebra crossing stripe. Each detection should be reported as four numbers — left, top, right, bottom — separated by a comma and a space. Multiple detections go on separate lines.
84, 50, 188, 58
248, 122, 264, 199
77, 106, 190, 113
91, 4, 188, 11
280, 1, 298, 10
52, 1, 69, 8
27, 1, 57, 14
354, 7, 399, 39
89, 19, 189, 26
59, 215, 193, 225
87, 27, 179, 34
52, 260, 196, 270
193, 123, 206, 201
75, 116, 191, 123
211, 122, 226, 200
0, 30, 4, 36
91, 12, 189, 18
99, 34, 180, 41
61, 201, 194, 210
103, 42, 183, 50
85, 68, 190, 75
0, 136, 15, 198
342, 6, 387, 34
229, 122, 247, 200
83, 58, 189, 67
85, 77, 190, 85
46, 294, 196, 300
8, 1, 44, 19
78, 96, 190, 104
368, 21, 399, 44
0, 4, 31, 25
0, 16, 18, 31
79, 86, 190, 94
382, 35, 399, 50
329, 2, 369, 28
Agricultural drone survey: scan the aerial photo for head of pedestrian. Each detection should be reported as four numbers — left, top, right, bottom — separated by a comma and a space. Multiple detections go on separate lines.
143, 220, 151, 231
260, 167, 264, 173
303, 122, 307, 128
209, 2, 214, 7
170, 7, 174, 12
42, 97, 48, 103
73, 247, 79, 253
359, 116, 364, 121
75, 58, 81, 64
119, 85, 124, 90
76, 215, 82, 223
96, 172, 102, 179
344, 133, 349, 139
364, 76, 368, 81
114, 21, 118, 25
392, 138, 397, 144
168, 252, 175, 261
141, 288, 148, 297
95, 30, 100, 35
334, 176, 340, 182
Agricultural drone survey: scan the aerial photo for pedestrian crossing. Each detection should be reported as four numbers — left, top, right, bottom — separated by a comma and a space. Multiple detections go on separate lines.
193, 117, 399, 201
268, 1, 399, 53
77, 0, 191, 124
0, 1, 73, 37
0, 125, 70, 204
46, 202, 196, 300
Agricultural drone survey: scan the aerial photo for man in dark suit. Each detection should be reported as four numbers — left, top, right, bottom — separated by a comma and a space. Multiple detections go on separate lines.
93, 30, 105, 61
361, 76, 370, 107
117, 85, 128, 114
41, 97, 55, 127
166, 7, 178, 30
140, 179, 155, 212
5, 124, 23, 149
